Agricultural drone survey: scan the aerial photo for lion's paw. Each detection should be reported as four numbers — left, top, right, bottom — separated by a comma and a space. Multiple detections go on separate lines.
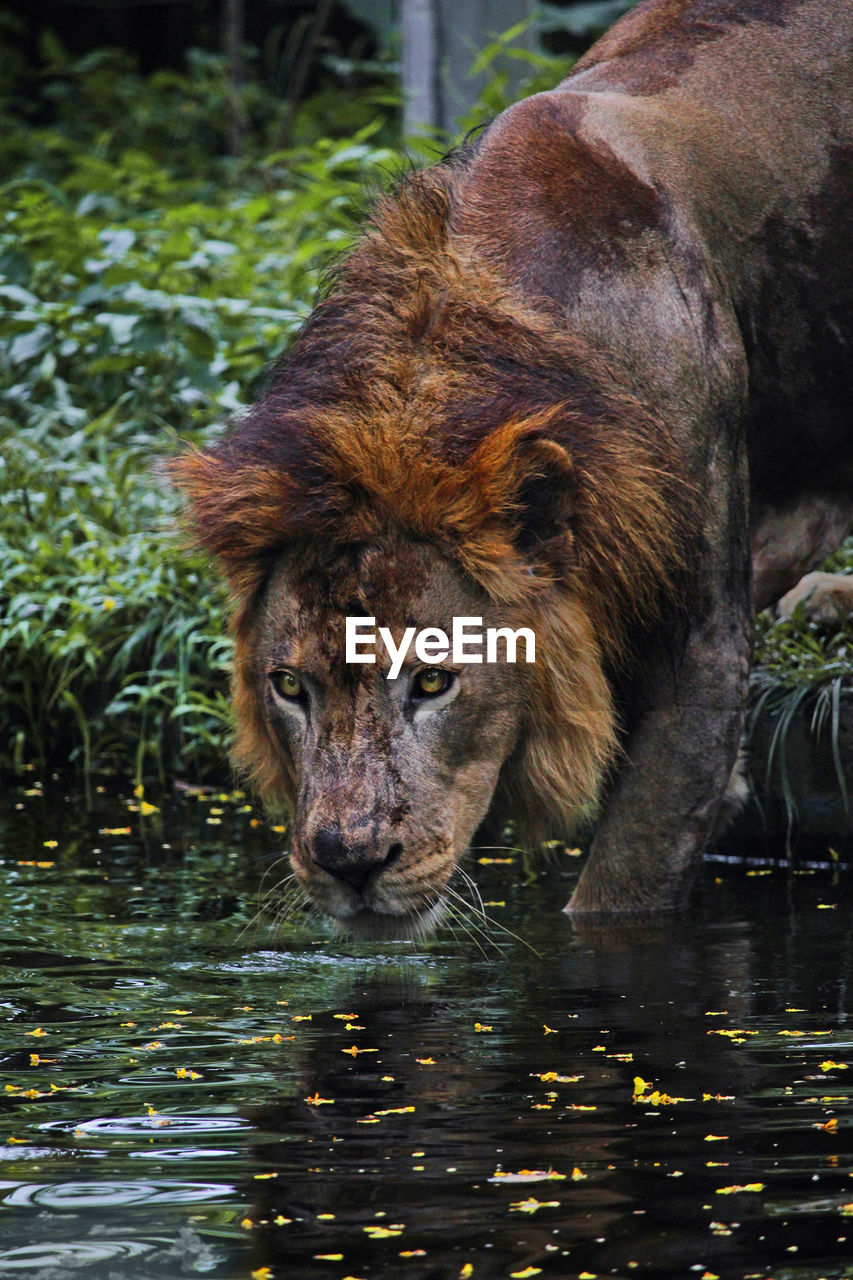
777, 571, 853, 627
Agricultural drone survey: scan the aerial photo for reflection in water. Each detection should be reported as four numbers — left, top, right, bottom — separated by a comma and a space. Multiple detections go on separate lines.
0, 780, 851, 1277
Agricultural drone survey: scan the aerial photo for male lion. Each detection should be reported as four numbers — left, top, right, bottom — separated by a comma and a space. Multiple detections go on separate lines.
172, 0, 853, 933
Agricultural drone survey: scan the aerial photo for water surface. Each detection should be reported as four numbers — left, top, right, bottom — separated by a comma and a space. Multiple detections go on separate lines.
0, 778, 851, 1279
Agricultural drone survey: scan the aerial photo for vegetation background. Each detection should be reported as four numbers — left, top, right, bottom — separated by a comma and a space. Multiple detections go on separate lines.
0, 0, 850, 811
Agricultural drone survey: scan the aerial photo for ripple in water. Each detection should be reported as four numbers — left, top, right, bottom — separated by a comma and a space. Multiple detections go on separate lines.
2, 1179, 236, 1209
0, 1239, 155, 1269
39, 1114, 249, 1138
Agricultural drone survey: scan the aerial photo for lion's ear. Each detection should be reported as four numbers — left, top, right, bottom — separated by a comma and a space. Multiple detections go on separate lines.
512, 438, 576, 555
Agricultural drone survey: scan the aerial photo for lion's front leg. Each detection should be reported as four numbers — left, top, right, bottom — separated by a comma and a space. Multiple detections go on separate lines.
568, 448, 753, 913
567, 601, 751, 912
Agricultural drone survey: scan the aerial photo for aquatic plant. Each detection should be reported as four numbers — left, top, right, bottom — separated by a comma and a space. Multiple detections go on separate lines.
748, 542, 853, 827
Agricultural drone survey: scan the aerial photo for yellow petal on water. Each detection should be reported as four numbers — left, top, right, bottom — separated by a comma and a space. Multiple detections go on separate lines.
474, 1023, 492, 1032
251, 1269, 273, 1279
490, 1169, 565, 1184
820, 1061, 848, 1071
139, 801, 159, 816
715, 1183, 764, 1194
314, 1255, 344, 1261
416, 1057, 436, 1065
510, 1197, 560, 1214
510, 1268, 543, 1278
704, 1134, 729, 1142
543, 1025, 557, 1035
459, 1266, 474, 1279
305, 1093, 334, 1106
571, 1167, 587, 1180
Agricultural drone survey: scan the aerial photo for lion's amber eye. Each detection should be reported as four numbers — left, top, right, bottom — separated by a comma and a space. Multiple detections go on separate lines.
415, 667, 451, 697
271, 669, 303, 700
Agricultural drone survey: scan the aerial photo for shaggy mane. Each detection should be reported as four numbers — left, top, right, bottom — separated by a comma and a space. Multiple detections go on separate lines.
171, 158, 698, 835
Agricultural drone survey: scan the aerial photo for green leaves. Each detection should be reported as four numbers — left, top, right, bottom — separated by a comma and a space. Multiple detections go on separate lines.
0, 52, 402, 786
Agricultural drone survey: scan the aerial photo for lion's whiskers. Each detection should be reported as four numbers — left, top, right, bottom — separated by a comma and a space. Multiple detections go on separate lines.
238, 867, 313, 943
445, 873, 541, 957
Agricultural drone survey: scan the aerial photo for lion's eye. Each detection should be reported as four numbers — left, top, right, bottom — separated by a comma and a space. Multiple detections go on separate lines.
414, 667, 452, 698
270, 669, 303, 700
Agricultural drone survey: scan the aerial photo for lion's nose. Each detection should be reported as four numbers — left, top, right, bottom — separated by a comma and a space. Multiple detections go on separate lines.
311, 826, 403, 892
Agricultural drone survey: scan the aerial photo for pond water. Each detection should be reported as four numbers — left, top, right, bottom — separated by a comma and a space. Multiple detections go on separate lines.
0, 777, 851, 1280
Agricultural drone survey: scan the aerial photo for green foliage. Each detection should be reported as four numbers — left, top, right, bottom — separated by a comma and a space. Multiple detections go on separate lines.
458, 22, 576, 135
0, 49, 401, 784
749, 538, 853, 819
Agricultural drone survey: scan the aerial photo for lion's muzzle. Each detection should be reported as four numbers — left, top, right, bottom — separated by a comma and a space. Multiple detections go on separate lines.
310, 824, 404, 893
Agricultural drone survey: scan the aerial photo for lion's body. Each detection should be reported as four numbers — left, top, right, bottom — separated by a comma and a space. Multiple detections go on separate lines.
174, 0, 853, 926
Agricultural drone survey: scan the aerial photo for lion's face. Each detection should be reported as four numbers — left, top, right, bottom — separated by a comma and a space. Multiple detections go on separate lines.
248, 537, 528, 938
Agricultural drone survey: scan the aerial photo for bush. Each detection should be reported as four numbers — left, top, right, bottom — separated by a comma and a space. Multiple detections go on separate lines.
0, 45, 401, 784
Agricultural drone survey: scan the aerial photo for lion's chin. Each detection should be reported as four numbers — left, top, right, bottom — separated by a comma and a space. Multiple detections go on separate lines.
324, 897, 449, 942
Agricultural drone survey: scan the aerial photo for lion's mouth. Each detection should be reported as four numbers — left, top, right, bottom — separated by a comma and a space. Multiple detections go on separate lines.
325, 898, 448, 941
291, 842, 456, 940
319, 886, 449, 941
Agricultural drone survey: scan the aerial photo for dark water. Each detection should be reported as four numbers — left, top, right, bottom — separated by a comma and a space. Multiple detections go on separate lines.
1, 778, 851, 1280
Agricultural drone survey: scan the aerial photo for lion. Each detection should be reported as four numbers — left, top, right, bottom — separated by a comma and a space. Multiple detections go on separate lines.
171, 0, 853, 932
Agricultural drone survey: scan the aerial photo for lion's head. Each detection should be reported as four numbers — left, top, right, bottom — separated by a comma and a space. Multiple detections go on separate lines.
244, 538, 540, 935
171, 167, 691, 937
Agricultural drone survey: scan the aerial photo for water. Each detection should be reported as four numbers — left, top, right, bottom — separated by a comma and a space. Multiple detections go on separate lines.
1, 777, 851, 1279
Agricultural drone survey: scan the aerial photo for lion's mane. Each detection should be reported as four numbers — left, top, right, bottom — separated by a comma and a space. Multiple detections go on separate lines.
171, 159, 696, 841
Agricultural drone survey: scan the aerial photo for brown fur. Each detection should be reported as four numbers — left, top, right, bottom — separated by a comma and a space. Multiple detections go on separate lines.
172, 0, 853, 922
172, 174, 695, 850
